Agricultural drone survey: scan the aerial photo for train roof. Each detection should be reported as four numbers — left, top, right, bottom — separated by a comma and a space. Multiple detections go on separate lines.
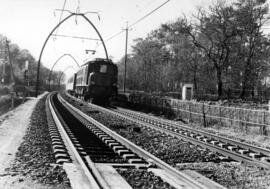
81, 58, 113, 67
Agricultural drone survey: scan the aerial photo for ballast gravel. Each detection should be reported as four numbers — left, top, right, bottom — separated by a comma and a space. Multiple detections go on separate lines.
62, 93, 270, 189
117, 168, 176, 189
6, 95, 71, 188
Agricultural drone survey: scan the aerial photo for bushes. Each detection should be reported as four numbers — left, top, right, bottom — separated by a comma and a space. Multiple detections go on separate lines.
0, 86, 10, 95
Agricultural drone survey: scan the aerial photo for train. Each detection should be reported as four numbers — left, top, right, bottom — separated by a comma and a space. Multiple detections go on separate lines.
66, 58, 118, 104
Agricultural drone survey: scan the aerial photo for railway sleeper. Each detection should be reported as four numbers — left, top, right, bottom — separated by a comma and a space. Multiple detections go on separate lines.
73, 143, 83, 147
52, 145, 66, 150
48, 130, 59, 135
53, 148, 68, 154
261, 157, 270, 162
218, 155, 232, 162
227, 145, 238, 151
69, 137, 79, 142
249, 152, 264, 159
108, 142, 121, 148
112, 145, 126, 151
78, 151, 87, 156
217, 142, 228, 148
96, 134, 108, 138
101, 137, 114, 143
210, 140, 219, 145
189, 133, 197, 138
55, 158, 71, 164
117, 149, 131, 156
50, 134, 62, 139
91, 128, 100, 132
52, 141, 63, 146
238, 149, 249, 155
203, 138, 211, 143
196, 135, 204, 140
103, 139, 116, 144
54, 153, 70, 160
72, 140, 81, 145
87, 151, 117, 156
128, 158, 148, 164
122, 154, 137, 159
76, 147, 85, 151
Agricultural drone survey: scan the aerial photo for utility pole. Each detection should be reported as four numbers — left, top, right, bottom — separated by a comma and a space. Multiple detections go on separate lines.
6, 38, 15, 84
123, 22, 129, 93
0, 50, 5, 84
5, 38, 15, 109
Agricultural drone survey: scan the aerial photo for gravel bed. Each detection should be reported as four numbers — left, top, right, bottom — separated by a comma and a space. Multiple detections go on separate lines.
124, 99, 270, 150
177, 162, 270, 189
6, 95, 71, 188
114, 95, 270, 150
117, 168, 176, 189
62, 93, 270, 189
190, 122, 270, 150
111, 125, 220, 165
63, 94, 220, 165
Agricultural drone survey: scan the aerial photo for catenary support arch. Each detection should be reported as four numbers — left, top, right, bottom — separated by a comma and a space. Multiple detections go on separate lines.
35, 13, 109, 97
57, 66, 76, 89
48, 53, 79, 91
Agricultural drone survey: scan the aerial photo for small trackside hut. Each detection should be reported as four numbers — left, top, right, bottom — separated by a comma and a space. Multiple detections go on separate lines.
72, 58, 118, 104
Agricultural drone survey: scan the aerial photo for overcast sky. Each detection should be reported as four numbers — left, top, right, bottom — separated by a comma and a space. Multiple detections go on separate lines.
0, 0, 212, 77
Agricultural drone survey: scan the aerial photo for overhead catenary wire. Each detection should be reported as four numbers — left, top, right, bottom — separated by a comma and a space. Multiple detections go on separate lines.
129, 0, 170, 28
51, 34, 100, 41
54, 0, 67, 36
104, 0, 171, 43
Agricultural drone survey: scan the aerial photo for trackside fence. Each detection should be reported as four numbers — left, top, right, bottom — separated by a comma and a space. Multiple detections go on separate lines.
128, 94, 269, 135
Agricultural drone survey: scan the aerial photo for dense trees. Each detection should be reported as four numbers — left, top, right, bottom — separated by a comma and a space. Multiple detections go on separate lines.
0, 35, 64, 92
117, 0, 270, 100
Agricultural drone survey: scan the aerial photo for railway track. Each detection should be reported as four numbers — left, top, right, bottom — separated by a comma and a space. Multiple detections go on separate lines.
49, 92, 222, 189
79, 99, 270, 169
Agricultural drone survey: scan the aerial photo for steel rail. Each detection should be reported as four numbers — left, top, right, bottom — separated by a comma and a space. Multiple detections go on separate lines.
117, 107, 270, 156
59, 94, 219, 189
47, 93, 103, 189
101, 106, 270, 169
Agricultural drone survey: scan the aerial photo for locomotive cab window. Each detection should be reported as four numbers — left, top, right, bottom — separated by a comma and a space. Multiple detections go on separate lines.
100, 65, 107, 73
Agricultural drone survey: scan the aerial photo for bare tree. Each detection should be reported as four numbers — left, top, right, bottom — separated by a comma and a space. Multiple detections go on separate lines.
182, 1, 237, 98
233, 0, 269, 98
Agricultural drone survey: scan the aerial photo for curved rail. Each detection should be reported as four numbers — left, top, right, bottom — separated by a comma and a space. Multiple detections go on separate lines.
98, 106, 270, 169
47, 93, 102, 189
61, 93, 226, 189
63, 91, 270, 169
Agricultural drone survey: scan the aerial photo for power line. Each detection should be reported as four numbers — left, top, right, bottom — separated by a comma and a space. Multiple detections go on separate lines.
105, 0, 171, 43
54, 0, 67, 36
129, 0, 170, 28
51, 34, 100, 41
105, 30, 125, 42
59, 0, 67, 23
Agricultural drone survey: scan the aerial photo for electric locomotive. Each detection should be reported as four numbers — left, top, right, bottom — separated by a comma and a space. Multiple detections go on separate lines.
73, 58, 117, 104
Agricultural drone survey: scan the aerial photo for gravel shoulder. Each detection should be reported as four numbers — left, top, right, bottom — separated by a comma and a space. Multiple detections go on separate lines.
0, 93, 70, 189
0, 94, 45, 188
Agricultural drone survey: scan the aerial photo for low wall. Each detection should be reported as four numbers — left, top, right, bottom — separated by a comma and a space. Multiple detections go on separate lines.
128, 93, 269, 135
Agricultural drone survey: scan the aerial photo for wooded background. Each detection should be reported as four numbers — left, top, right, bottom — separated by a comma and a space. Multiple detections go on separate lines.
0, 34, 65, 95
117, 0, 270, 101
